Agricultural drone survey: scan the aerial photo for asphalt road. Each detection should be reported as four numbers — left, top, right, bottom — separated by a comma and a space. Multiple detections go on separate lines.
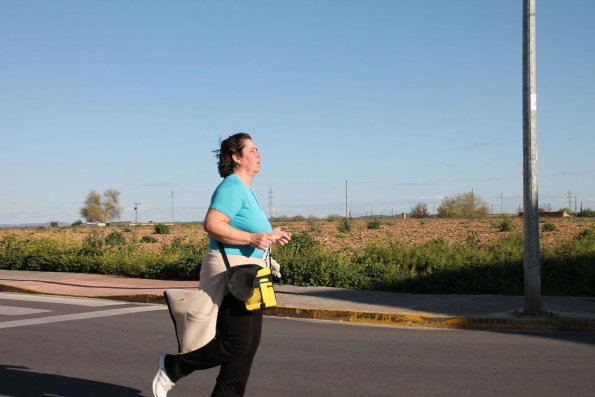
1, 293, 595, 397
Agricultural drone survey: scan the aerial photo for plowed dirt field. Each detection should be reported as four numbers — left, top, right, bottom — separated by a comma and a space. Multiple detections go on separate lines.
1, 217, 592, 253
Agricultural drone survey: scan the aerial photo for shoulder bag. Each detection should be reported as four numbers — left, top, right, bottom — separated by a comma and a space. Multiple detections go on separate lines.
217, 241, 277, 311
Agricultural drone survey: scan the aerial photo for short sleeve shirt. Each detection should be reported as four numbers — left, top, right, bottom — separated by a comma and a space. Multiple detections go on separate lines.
208, 174, 272, 258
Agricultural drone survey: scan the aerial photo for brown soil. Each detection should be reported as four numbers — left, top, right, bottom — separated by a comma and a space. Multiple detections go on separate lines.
1, 218, 592, 253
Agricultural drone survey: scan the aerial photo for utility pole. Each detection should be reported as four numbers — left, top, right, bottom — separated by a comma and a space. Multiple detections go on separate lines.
133, 203, 141, 224
268, 186, 274, 220
345, 180, 348, 220
522, 0, 543, 315
500, 193, 504, 216
170, 191, 175, 224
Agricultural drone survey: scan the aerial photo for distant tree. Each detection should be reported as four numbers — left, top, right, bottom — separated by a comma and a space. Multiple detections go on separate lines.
410, 203, 430, 218
437, 191, 489, 219
80, 188, 123, 223
577, 208, 595, 218
102, 188, 123, 221
81, 190, 105, 223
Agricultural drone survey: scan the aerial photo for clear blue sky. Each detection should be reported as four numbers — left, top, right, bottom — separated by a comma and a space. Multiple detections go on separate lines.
1, 0, 594, 224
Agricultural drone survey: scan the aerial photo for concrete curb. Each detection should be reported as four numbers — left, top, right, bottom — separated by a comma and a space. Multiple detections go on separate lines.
0, 284, 167, 304
266, 306, 595, 332
3, 284, 594, 332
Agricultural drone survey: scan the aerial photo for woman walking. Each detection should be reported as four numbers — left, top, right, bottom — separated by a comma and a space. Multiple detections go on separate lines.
152, 133, 291, 397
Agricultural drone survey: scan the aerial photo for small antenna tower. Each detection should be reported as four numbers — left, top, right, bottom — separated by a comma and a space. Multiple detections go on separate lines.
567, 188, 573, 210
133, 203, 141, 224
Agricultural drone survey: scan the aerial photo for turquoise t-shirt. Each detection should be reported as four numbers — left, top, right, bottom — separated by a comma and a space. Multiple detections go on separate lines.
208, 174, 272, 258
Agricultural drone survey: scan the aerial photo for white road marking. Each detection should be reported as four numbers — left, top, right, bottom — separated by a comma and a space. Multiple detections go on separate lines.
0, 305, 51, 316
0, 305, 166, 329
0, 292, 127, 307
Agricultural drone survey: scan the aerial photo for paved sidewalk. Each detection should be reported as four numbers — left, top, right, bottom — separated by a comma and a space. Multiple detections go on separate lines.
1, 270, 594, 331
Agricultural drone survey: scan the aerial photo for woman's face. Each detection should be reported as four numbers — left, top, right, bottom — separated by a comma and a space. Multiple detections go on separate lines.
235, 139, 261, 175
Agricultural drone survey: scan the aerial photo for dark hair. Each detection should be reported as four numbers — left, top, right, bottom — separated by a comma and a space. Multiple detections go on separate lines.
214, 133, 252, 177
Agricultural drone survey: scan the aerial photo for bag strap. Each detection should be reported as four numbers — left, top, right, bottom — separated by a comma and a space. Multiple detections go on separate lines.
217, 241, 232, 270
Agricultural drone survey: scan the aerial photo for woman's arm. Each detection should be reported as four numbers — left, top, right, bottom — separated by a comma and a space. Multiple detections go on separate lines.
203, 208, 278, 250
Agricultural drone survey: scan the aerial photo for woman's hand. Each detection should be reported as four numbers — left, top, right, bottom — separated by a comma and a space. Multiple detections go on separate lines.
250, 233, 276, 250
271, 227, 292, 246
249, 228, 291, 250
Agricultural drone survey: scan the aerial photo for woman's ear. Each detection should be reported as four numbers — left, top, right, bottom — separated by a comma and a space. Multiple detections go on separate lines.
232, 154, 240, 166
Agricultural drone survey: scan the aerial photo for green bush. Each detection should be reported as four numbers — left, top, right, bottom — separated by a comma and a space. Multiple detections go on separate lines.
154, 223, 170, 235
277, 231, 319, 257
542, 223, 558, 232
80, 233, 104, 256
465, 231, 480, 248
498, 218, 515, 232
140, 235, 158, 243
367, 218, 381, 230
337, 218, 351, 233
576, 227, 593, 240
105, 231, 125, 246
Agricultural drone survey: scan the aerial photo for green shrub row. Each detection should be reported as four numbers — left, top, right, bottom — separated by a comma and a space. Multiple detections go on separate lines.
274, 229, 595, 296
0, 234, 205, 280
1, 227, 594, 295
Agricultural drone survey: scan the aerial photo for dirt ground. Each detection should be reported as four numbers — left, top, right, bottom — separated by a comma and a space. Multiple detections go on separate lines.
1, 217, 592, 252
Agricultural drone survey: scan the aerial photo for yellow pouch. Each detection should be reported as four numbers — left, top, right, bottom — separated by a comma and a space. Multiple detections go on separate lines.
245, 267, 277, 311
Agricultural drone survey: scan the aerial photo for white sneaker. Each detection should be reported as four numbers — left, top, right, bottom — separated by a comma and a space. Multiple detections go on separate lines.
152, 353, 175, 397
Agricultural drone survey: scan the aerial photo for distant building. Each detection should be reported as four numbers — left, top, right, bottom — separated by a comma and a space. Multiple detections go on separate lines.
518, 211, 570, 218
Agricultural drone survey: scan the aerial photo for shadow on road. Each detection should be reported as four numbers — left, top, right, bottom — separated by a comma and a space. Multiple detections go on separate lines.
0, 364, 146, 397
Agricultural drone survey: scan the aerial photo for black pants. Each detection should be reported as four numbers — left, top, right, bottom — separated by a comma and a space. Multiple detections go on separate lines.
165, 293, 263, 397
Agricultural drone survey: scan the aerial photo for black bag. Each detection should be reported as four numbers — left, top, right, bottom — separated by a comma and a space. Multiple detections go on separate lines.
225, 264, 262, 301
